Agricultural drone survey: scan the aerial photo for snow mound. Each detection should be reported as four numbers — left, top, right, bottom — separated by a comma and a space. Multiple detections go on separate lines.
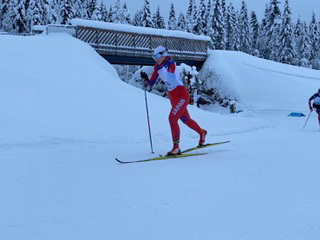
204, 50, 320, 111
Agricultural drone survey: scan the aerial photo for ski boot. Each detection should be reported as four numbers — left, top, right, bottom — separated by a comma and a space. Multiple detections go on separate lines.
198, 129, 207, 146
167, 142, 181, 156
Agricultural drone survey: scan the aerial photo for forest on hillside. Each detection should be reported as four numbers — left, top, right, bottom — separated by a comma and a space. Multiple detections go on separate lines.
1, 0, 320, 70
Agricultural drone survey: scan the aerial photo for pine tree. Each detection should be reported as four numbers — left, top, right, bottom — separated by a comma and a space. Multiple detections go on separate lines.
91, 4, 101, 20
278, 0, 297, 64
266, 0, 281, 59
196, 0, 206, 34
168, 3, 177, 30
203, 0, 211, 35
239, 0, 251, 53
294, 16, 302, 39
299, 21, 311, 63
132, 9, 143, 26
192, 2, 200, 34
0, 0, 9, 30
211, 0, 225, 49
232, 11, 240, 51
152, 6, 165, 29
122, 2, 131, 24
141, 0, 152, 28
112, 0, 123, 23
177, 11, 186, 31
221, 0, 227, 42
225, 3, 237, 50
257, 3, 269, 57
60, 0, 74, 24
186, 0, 194, 32
9, 0, 27, 33
79, 0, 89, 19
309, 12, 320, 61
87, 0, 96, 19
250, 11, 259, 52
107, 5, 113, 22
99, 1, 108, 22
27, 0, 47, 31
47, 1, 59, 24
72, 0, 82, 19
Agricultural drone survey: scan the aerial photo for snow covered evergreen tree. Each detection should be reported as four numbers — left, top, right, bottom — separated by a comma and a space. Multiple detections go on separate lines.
294, 16, 302, 39
265, 0, 281, 59
112, 0, 123, 23
185, 0, 194, 32
225, 3, 235, 50
27, 0, 47, 31
47, 1, 59, 24
257, 3, 270, 58
107, 5, 113, 22
203, 0, 211, 35
278, 0, 297, 64
177, 12, 186, 31
132, 9, 143, 26
211, 0, 225, 49
87, 0, 96, 19
298, 21, 311, 67
239, 0, 251, 53
60, 0, 74, 24
71, 0, 82, 19
168, 3, 177, 30
8, 0, 27, 33
221, 0, 226, 19
250, 11, 259, 53
152, 6, 165, 29
192, 2, 201, 34
140, 0, 152, 28
195, 0, 206, 35
221, 0, 227, 42
309, 12, 320, 64
99, 1, 108, 22
0, 0, 9, 30
91, 4, 101, 20
122, 2, 131, 24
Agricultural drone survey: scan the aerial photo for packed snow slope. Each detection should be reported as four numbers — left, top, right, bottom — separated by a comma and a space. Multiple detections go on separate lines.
0, 34, 320, 240
204, 50, 320, 111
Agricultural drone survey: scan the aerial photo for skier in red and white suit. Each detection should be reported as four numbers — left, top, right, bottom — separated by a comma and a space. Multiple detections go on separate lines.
141, 46, 207, 155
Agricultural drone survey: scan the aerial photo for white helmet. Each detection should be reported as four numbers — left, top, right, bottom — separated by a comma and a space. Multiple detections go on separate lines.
153, 46, 168, 58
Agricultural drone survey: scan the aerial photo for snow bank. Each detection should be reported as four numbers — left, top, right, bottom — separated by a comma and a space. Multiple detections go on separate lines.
204, 50, 320, 111
0, 34, 146, 142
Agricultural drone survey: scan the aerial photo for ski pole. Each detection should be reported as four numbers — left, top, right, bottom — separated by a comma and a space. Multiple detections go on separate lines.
144, 89, 154, 153
302, 110, 312, 129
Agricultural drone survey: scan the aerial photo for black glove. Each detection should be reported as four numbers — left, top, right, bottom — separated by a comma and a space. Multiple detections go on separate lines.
140, 71, 149, 81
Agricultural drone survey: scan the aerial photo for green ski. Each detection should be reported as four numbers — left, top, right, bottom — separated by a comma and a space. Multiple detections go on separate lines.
115, 152, 207, 164
181, 140, 230, 154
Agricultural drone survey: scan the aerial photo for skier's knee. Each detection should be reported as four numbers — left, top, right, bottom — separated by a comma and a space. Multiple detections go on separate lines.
180, 116, 189, 123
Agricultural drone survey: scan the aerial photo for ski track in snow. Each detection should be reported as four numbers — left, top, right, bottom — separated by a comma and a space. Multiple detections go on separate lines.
241, 63, 320, 81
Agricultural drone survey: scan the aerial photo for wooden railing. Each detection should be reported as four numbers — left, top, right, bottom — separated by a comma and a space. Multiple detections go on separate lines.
46, 22, 211, 67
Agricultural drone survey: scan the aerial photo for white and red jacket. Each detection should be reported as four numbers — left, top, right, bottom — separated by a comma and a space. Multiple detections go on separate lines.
147, 57, 184, 91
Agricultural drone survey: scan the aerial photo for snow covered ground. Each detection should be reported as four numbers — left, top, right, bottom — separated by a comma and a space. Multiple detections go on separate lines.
0, 33, 320, 240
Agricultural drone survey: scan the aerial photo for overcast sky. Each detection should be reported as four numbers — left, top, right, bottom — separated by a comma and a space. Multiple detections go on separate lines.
102, 0, 320, 23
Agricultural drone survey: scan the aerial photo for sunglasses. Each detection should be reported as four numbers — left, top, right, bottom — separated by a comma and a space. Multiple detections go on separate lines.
153, 50, 166, 59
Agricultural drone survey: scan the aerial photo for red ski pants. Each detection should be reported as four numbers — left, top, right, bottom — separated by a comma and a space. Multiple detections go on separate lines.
168, 86, 202, 144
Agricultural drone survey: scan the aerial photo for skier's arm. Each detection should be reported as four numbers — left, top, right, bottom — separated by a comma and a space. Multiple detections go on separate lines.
309, 95, 315, 111
140, 65, 159, 87
148, 65, 159, 86
167, 61, 176, 73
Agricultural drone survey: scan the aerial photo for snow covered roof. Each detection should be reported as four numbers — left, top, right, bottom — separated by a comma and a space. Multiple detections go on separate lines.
71, 19, 211, 42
